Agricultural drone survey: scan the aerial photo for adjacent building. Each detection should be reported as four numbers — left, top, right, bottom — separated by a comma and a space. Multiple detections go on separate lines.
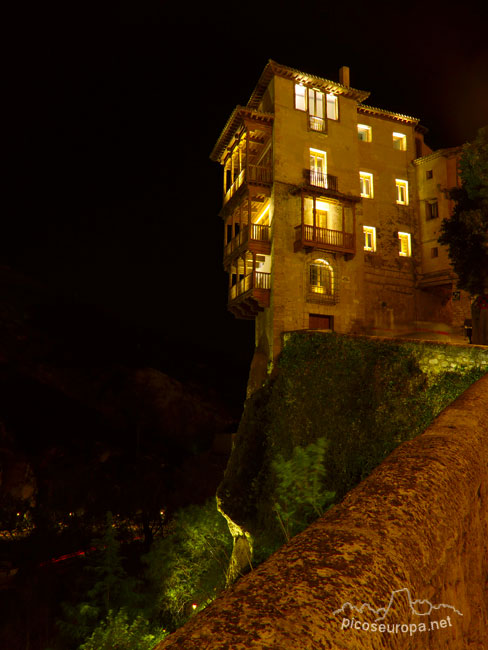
210, 60, 471, 366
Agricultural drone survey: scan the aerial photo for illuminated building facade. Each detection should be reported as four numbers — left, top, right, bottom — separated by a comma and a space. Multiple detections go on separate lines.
210, 60, 471, 367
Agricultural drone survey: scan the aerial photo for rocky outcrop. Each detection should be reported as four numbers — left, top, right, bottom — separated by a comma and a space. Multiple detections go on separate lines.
155, 373, 488, 650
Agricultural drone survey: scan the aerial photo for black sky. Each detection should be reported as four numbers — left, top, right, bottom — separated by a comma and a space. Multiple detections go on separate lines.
6, 0, 488, 359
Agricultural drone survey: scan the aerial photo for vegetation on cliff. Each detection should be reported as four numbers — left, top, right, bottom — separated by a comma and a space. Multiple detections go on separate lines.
218, 333, 486, 560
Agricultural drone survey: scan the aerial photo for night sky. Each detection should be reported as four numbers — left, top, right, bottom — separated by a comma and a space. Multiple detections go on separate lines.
7, 0, 488, 361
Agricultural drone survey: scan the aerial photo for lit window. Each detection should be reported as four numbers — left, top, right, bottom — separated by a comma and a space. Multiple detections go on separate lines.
393, 132, 407, 151
295, 84, 307, 111
357, 124, 372, 141
396, 179, 409, 205
308, 88, 326, 131
363, 226, 376, 251
308, 88, 324, 117
360, 171, 374, 198
310, 149, 327, 187
310, 258, 334, 295
398, 232, 411, 257
326, 94, 338, 120
426, 200, 438, 219
315, 200, 329, 228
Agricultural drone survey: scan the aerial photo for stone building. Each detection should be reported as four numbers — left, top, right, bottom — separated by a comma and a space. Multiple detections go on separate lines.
210, 60, 471, 364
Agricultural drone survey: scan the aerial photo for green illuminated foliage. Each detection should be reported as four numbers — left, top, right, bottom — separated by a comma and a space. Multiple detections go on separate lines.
79, 609, 167, 650
144, 499, 232, 629
272, 437, 335, 542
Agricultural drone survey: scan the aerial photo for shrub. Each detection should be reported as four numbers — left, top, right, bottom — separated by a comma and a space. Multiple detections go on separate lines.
144, 499, 232, 629
272, 437, 335, 542
79, 609, 167, 650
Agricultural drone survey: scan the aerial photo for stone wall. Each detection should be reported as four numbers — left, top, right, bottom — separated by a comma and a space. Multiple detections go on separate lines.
407, 340, 488, 376
155, 373, 488, 650
339, 336, 488, 377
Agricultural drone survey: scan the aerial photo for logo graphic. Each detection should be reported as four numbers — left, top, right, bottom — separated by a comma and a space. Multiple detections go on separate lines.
333, 587, 463, 620
334, 588, 463, 636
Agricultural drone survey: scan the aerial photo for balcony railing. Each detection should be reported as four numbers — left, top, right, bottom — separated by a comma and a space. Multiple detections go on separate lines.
308, 115, 327, 133
304, 170, 338, 192
248, 164, 272, 184
294, 224, 355, 253
255, 270, 271, 289
224, 164, 272, 205
250, 223, 270, 242
223, 223, 271, 260
229, 271, 271, 301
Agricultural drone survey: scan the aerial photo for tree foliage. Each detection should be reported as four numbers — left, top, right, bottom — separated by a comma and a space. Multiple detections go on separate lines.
439, 126, 488, 296
143, 499, 232, 630
79, 609, 167, 650
272, 437, 335, 542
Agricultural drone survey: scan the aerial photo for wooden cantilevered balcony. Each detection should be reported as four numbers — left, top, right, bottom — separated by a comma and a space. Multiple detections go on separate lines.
223, 223, 271, 265
211, 106, 274, 208
294, 224, 355, 255
296, 190, 357, 257
224, 164, 272, 205
228, 271, 270, 319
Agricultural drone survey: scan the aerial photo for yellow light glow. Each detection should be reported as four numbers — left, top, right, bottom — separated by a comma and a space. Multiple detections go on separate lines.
255, 203, 270, 224
192, 603, 197, 610
315, 200, 329, 211
295, 84, 307, 111
363, 225, 376, 251
326, 94, 338, 120
398, 231, 411, 257
393, 132, 407, 151
395, 179, 409, 205
357, 124, 372, 141
359, 171, 374, 198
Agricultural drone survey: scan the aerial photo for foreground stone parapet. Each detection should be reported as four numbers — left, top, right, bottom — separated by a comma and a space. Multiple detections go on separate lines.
155, 374, 488, 650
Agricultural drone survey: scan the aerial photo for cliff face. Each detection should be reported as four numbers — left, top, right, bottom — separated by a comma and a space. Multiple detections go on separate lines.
217, 334, 487, 550
155, 372, 488, 650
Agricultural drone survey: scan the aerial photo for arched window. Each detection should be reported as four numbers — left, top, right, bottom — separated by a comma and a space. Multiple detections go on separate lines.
309, 258, 334, 295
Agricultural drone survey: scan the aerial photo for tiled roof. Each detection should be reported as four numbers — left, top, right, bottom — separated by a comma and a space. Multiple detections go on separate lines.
357, 103, 420, 124
413, 146, 462, 165
247, 59, 370, 108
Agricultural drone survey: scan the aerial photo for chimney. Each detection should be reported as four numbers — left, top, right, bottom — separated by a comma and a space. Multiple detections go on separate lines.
339, 66, 350, 87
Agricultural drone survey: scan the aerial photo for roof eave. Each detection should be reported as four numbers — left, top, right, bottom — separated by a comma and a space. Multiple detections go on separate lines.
210, 106, 274, 163
248, 59, 371, 108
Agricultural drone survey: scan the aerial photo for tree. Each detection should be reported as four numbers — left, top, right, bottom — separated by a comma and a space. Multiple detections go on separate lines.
144, 499, 233, 630
439, 126, 488, 344
272, 437, 335, 542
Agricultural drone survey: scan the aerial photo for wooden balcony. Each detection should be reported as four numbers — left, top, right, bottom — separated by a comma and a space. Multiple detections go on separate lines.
294, 224, 355, 255
228, 271, 271, 319
223, 223, 271, 265
223, 164, 272, 205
